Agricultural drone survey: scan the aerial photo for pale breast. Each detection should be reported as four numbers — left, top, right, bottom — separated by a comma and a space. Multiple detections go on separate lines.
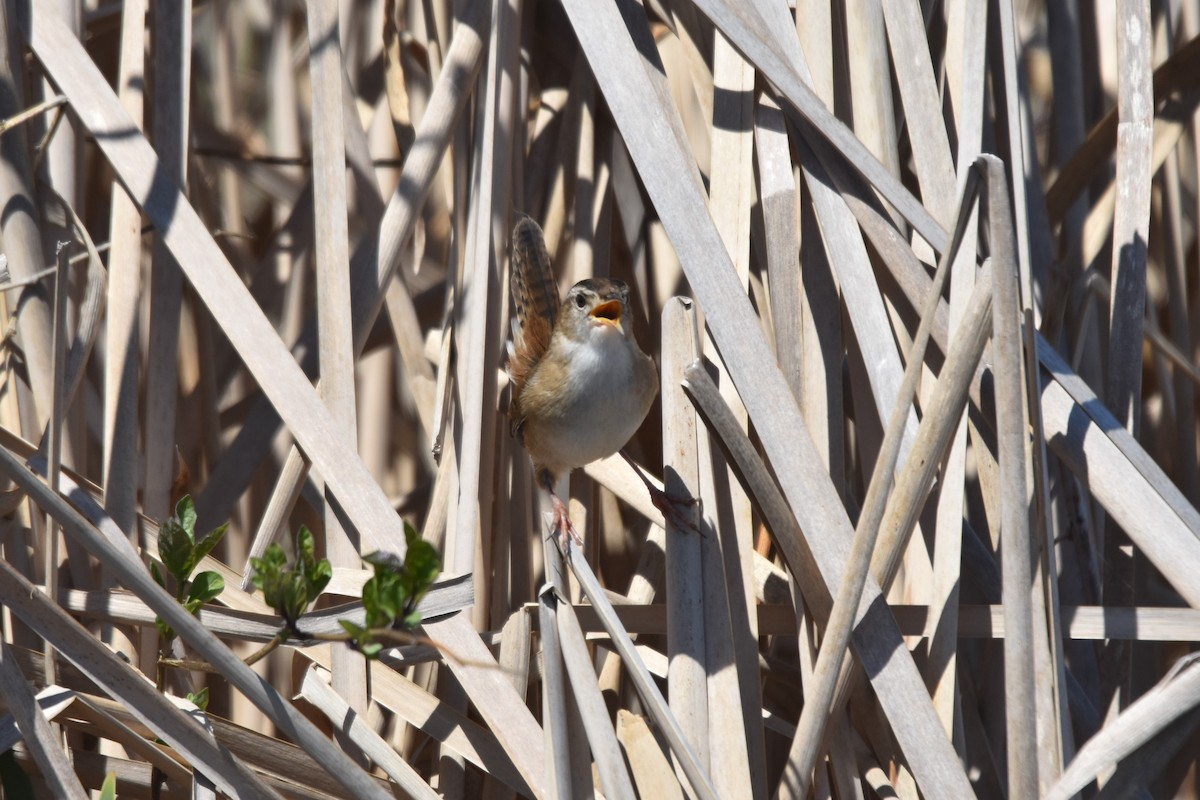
521, 332, 656, 475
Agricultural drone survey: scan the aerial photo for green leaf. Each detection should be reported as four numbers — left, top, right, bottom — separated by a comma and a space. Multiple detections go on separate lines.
405, 521, 440, 575
296, 526, 317, 567
186, 687, 209, 712
362, 570, 399, 628
307, 558, 332, 598
402, 534, 440, 610
155, 615, 175, 642
175, 495, 197, 538
158, 517, 193, 586
360, 641, 383, 658
250, 543, 287, 593
339, 619, 365, 637
185, 521, 228, 576
150, 560, 165, 589
187, 571, 224, 607
386, 577, 411, 623
280, 571, 310, 625
100, 770, 118, 800
257, 568, 289, 613
360, 525, 441, 633
250, 528, 331, 638
361, 580, 379, 627
259, 570, 310, 630
296, 527, 332, 597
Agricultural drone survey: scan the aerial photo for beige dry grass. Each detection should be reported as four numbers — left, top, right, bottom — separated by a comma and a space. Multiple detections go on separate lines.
0, 0, 1197, 798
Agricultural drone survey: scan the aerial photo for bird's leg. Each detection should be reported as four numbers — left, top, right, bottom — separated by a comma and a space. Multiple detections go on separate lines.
540, 470, 582, 549
619, 450, 701, 534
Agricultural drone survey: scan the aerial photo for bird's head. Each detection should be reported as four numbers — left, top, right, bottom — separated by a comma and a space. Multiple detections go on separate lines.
558, 278, 633, 342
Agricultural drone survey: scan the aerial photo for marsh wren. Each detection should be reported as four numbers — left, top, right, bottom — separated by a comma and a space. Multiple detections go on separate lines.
507, 216, 658, 547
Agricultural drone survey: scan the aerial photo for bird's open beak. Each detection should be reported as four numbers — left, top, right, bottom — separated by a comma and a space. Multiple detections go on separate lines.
590, 300, 623, 327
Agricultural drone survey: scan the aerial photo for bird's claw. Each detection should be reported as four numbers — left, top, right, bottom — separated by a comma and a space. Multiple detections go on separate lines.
617, 450, 703, 535
550, 492, 583, 550
650, 484, 702, 535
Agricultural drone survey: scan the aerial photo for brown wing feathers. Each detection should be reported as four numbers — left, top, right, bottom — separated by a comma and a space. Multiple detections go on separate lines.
508, 216, 559, 438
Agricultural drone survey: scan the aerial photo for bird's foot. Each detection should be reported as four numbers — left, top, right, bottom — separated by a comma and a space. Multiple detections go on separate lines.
648, 483, 702, 535
619, 450, 701, 534
549, 491, 583, 550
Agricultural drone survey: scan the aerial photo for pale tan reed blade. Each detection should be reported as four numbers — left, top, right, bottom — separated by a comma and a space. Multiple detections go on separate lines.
191, 0, 490, 532
450, 0, 514, 585
755, 0, 922, 478
994, 0, 1049, 321
0, 686, 74, 754
1, 444, 391, 798
878, 0, 956, 228
304, 0, 366, 728
565, 547, 721, 800
3, 0, 1198, 793
298, 666, 442, 800
542, 504, 592, 798
660, 296, 708, 784
555, 596, 637, 799
844, 0, 900, 190
538, 584, 576, 800
0, 0, 54, 435
423, 612, 548, 796
561, 1, 975, 791
1047, 653, 1200, 800
926, 0, 987, 751
481, 608, 534, 800
68, 694, 192, 787
778, 159, 989, 797
141, 0, 189, 525
0, 642, 87, 800
984, 154, 1040, 800
302, 645, 534, 795
0, 557, 285, 799
705, 39, 763, 796
1024, 314, 1073, 780
680, 367, 830, 624
101, 0, 146, 544
617, 711, 685, 800
1108, 2, 1153, 427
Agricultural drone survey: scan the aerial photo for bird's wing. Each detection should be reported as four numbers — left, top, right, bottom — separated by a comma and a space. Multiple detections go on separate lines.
508, 216, 559, 438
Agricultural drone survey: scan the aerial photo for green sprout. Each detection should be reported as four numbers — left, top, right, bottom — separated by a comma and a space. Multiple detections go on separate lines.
250, 526, 331, 640
339, 521, 440, 658
186, 686, 210, 713
150, 496, 228, 643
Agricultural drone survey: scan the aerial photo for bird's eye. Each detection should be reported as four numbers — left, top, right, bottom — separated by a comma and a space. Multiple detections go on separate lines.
573, 294, 587, 309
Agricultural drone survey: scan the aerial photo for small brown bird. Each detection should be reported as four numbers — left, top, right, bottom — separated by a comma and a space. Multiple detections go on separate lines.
508, 216, 658, 547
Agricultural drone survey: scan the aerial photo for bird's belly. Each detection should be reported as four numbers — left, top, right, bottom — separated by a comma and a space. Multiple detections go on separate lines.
536, 394, 645, 468
525, 347, 652, 472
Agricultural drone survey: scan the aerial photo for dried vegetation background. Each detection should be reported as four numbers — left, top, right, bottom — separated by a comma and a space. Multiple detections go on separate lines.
0, 0, 1198, 797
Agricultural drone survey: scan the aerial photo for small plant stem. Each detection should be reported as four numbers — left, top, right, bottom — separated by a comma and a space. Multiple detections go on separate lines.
242, 632, 286, 667
158, 656, 225, 675
157, 626, 479, 675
